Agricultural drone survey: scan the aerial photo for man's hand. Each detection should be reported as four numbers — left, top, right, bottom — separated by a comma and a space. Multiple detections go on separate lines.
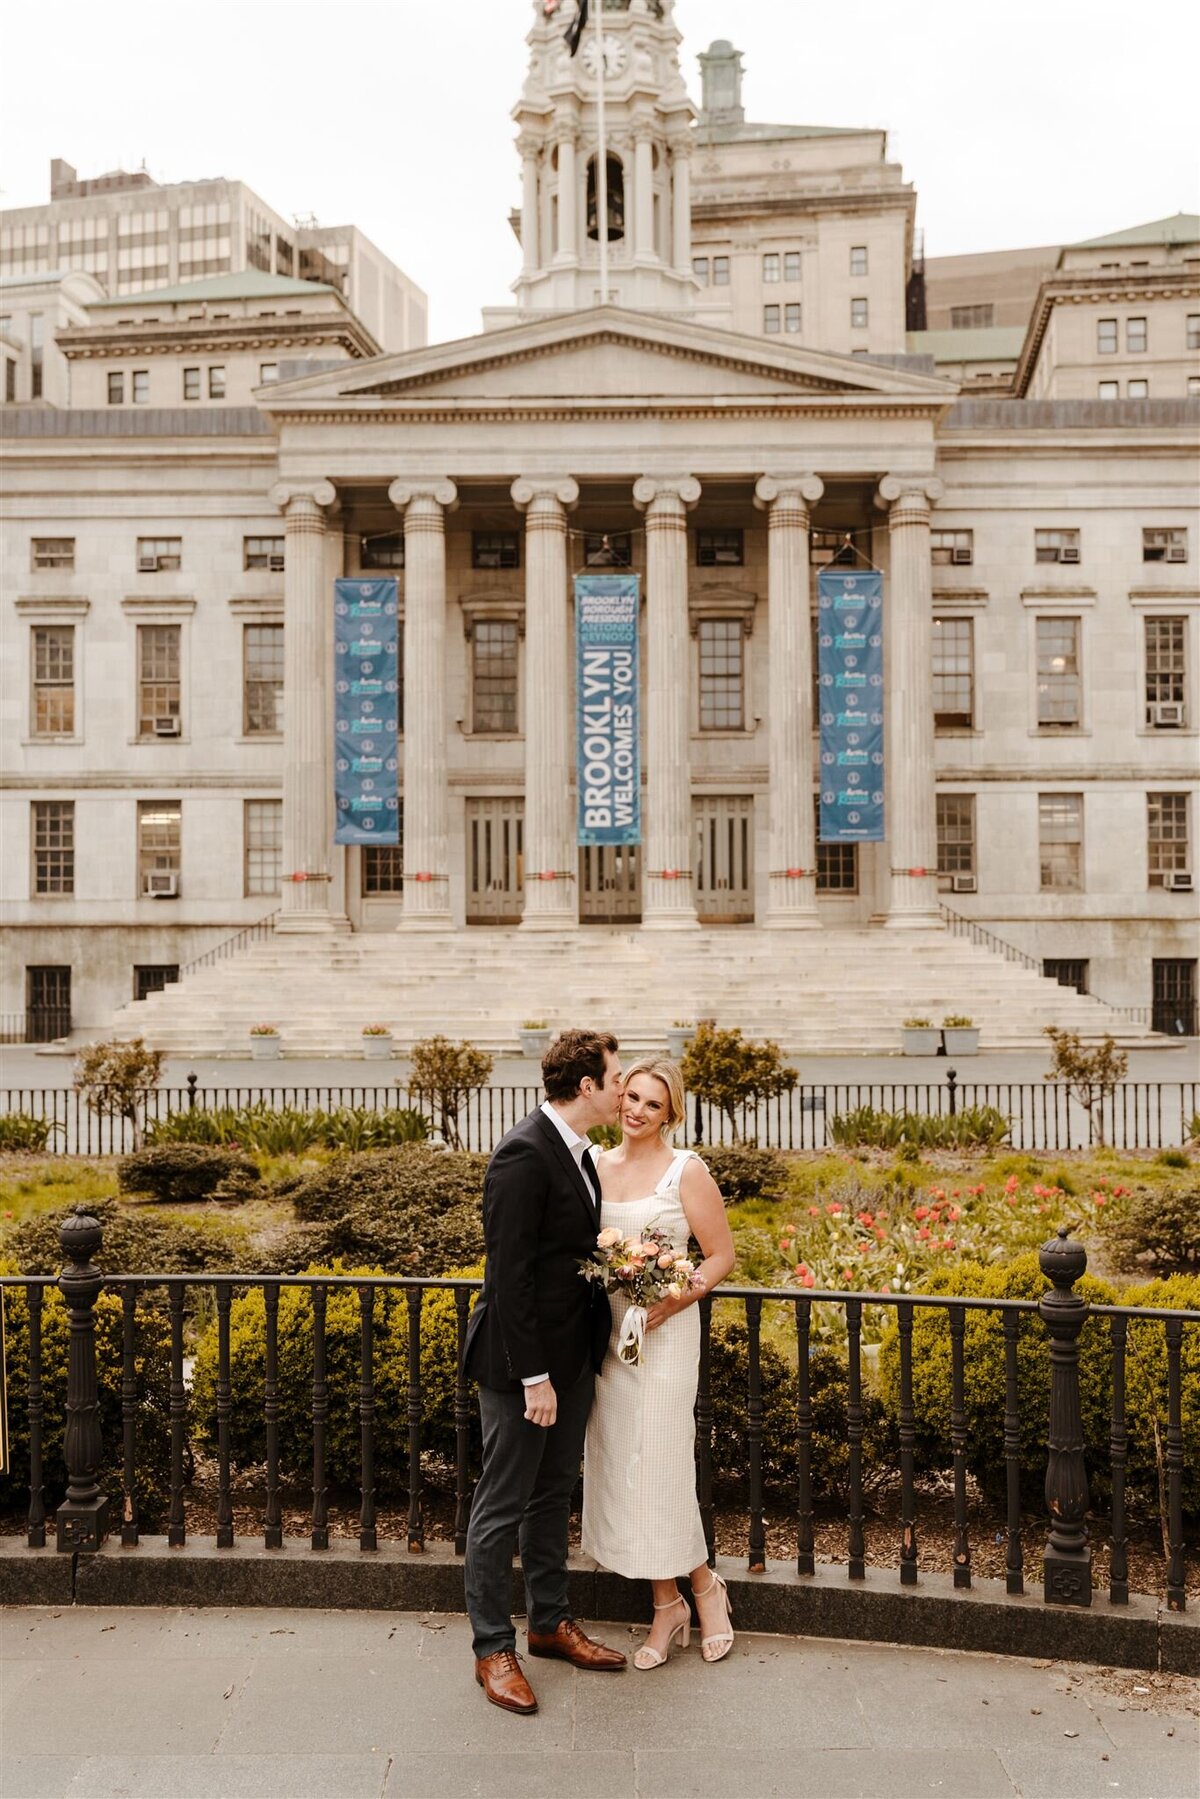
523, 1378, 557, 1428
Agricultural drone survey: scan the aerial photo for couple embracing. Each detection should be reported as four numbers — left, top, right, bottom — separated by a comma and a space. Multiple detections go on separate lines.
463, 1028, 737, 1713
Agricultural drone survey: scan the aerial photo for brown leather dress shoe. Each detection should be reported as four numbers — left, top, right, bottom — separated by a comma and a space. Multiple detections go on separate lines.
475, 1650, 538, 1714
526, 1618, 627, 1670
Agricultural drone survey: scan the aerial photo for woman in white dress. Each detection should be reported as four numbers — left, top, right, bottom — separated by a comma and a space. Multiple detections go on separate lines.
581, 1056, 737, 1669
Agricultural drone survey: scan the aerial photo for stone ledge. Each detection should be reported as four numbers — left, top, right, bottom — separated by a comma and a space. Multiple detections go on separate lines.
3, 1537, 1194, 1674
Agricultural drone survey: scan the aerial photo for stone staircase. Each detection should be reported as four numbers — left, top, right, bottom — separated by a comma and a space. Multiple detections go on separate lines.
112, 926, 1158, 1056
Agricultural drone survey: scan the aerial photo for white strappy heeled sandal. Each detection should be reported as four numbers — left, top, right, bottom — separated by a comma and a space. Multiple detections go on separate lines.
693, 1570, 735, 1664
633, 1595, 691, 1670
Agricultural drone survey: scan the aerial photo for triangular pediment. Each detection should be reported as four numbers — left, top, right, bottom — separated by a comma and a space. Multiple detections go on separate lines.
263, 306, 956, 413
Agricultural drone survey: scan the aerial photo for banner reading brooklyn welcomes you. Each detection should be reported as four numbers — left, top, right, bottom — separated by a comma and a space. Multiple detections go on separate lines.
574, 574, 641, 846
334, 577, 401, 846
817, 568, 885, 844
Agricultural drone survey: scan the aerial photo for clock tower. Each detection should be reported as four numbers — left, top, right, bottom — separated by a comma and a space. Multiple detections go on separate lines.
502, 0, 701, 319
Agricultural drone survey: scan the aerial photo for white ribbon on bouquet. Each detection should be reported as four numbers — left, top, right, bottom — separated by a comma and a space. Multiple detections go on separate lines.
617, 1303, 647, 1367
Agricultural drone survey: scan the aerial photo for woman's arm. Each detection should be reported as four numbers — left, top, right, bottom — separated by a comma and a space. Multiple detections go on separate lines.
645, 1155, 736, 1331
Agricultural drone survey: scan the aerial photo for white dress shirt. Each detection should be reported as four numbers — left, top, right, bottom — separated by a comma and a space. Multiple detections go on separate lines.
520, 1102, 599, 1388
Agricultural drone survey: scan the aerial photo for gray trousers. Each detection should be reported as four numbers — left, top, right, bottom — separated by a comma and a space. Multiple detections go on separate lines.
464, 1366, 594, 1660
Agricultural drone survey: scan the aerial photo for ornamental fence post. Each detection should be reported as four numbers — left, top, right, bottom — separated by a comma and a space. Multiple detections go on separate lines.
55, 1209, 110, 1552
1039, 1226, 1091, 1606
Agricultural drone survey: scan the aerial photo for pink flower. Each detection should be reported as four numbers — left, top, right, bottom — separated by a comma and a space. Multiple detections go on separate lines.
948, 1207, 961, 1222
827, 1203, 843, 1216
808, 1206, 820, 1218
783, 1223, 798, 1235
1095, 1195, 1107, 1207
800, 1270, 815, 1289
914, 1206, 929, 1221
795, 1261, 808, 1276
657, 1251, 675, 1269
918, 1227, 931, 1241
1005, 1176, 1019, 1193
597, 1227, 622, 1249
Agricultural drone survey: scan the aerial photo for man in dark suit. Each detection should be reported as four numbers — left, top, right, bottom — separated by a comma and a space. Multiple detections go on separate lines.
464, 1027, 628, 1713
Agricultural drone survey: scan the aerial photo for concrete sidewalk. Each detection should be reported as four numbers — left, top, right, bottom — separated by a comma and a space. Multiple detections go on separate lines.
1, 1607, 1196, 1799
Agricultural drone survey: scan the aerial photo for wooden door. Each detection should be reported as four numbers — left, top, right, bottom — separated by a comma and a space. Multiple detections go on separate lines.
579, 844, 641, 922
466, 799, 524, 924
694, 796, 754, 923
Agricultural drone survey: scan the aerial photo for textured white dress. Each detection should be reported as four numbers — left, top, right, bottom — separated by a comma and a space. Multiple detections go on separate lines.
581, 1149, 709, 1581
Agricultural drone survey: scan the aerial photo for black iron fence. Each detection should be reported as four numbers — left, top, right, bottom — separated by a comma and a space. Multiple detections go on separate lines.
1, 1073, 1197, 1155
1, 1213, 1195, 1611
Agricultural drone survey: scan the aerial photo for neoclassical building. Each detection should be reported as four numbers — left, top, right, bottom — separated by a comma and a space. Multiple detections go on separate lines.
2, 0, 1197, 1050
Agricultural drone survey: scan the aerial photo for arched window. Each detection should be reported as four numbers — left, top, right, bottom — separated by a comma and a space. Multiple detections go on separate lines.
586, 154, 625, 243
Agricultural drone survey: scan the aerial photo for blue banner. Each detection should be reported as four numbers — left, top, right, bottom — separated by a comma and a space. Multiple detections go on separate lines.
334, 577, 400, 845
817, 569, 885, 843
575, 574, 641, 845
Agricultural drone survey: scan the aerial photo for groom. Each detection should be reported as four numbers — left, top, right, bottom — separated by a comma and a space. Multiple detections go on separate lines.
463, 1027, 628, 1713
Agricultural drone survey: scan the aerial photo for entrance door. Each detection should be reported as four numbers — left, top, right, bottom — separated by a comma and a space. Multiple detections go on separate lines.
1153, 958, 1197, 1036
694, 796, 754, 923
466, 799, 524, 924
579, 845, 641, 922
26, 965, 71, 1041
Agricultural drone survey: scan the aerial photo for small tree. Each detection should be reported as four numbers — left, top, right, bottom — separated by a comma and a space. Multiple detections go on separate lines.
73, 1036, 165, 1151
407, 1035, 494, 1149
1043, 1027, 1129, 1147
680, 1021, 798, 1143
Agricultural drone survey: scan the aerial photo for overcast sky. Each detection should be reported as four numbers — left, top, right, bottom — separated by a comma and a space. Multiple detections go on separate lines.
2, 0, 1196, 344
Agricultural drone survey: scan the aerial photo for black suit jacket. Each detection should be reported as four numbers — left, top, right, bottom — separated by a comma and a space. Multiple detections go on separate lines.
463, 1108, 611, 1394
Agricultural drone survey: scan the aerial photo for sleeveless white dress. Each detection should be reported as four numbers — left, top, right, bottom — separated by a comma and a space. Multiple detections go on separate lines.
581, 1148, 709, 1581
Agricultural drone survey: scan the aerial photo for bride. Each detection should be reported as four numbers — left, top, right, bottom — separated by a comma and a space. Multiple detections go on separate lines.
581, 1056, 737, 1669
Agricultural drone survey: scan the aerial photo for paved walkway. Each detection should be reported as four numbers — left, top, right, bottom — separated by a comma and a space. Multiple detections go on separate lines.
1, 1608, 1196, 1798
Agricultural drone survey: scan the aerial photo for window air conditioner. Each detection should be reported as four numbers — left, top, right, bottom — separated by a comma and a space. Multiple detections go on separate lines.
1165, 870, 1194, 892
1149, 701, 1185, 727
138, 555, 160, 572
951, 873, 978, 894
268, 554, 285, 572
154, 716, 181, 737
1060, 545, 1081, 564
1167, 545, 1187, 563
145, 871, 179, 897
951, 545, 972, 565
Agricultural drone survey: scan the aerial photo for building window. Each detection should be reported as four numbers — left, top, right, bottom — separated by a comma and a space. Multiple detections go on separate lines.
25, 966, 71, 1041
1126, 317, 1147, 354
810, 530, 854, 567
1098, 381, 1119, 399
138, 801, 181, 895
244, 799, 283, 896
583, 532, 633, 567
1044, 959, 1089, 995
208, 365, 226, 399
258, 363, 278, 385
1036, 616, 1081, 727
950, 303, 995, 329
1038, 793, 1083, 891
692, 257, 709, 284
1034, 528, 1080, 564
107, 370, 124, 404
137, 623, 181, 737
815, 798, 857, 892
763, 304, 781, 334
472, 532, 519, 571
1147, 793, 1190, 887
244, 623, 284, 734
698, 619, 744, 731
31, 625, 75, 737
243, 535, 285, 571
850, 297, 869, 329
1188, 315, 1200, 351
32, 800, 74, 896
933, 617, 974, 728
1144, 616, 1187, 727
1097, 319, 1118, 354
936, 793, 975, 884
32, 536, 74, 570
785, 302, 801, 333
696, 530, 743, 567
30, 313, 43, 399
137, 536, 182, 572
850, 246, 868, 277
1143, 527, 1188, 564
1190, 377, 1200, 395
131, 369, 149, 404
1128, 379, 1148, 399
762, 253, 780, 283
1153, 959, 1197, 1037
362, 531, 404, 569
931, 528, 973, 566
133, 964, 179, 1001
362, 841, 404, 895
183, 367, 200, 401
5, 357, 15, 403
712, 255, 730, 286
784, 251, 801, 282
472, 620, 519, 734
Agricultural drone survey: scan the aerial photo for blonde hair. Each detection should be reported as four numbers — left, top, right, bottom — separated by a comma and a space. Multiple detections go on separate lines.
620, 1056, 686, 1141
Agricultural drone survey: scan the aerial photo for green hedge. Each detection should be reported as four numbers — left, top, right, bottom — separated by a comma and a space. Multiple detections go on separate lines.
283, 1145, 487, 1275
1099, 1182, 1199, 1276
8, 1198, 255, 1282
695, 1146, 791, 1207
118, 1145, 261, 1205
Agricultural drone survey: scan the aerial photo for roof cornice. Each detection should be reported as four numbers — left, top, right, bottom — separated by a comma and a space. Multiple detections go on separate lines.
1013, 267, 1200, 397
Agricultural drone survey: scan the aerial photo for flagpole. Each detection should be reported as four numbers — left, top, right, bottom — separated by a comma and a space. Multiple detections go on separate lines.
595, 2, 609, 303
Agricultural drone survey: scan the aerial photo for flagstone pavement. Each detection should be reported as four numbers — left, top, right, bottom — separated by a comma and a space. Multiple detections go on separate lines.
1, 1607, 1196, 1799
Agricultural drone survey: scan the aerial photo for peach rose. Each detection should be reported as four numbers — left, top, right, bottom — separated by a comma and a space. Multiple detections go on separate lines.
596, 1227, 622, 1249
657, 1251, 676, 1269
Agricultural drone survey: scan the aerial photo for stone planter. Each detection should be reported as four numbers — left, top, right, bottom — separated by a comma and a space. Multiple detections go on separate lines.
666, 1028, 694, 1060
249, 1035, 280, 1061
361, 1034, 393, 1060
942, 1027, 980, 1057
901, 1027, 940, 1057
519, 1029, 552, 1059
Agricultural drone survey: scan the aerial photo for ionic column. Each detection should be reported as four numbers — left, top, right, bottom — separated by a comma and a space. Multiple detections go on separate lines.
519, 135, 540, 274
876, 475, 945, 927
554, 132, 577, 265
754, 474, 825, 927
512, 475, 579, 929
670, 141, 692, 275
388, 478, 458, 929
271, 478, 342, 932
633, 475, 701, 928
634, 129, 655, 264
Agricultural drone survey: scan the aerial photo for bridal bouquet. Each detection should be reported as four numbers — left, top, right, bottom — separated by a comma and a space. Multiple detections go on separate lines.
579, 1223, 699, 1366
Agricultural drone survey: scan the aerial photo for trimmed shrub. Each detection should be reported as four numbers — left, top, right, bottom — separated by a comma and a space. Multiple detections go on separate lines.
0, 1113, 56, 1153
8, 1198, 254, 1282
286, 1145, 486, 1275
118, 1145, 261, 1205
695, 1145, 790, 1207
1120, 1275, 1200, 1519
1099, 1183, 1199, 1276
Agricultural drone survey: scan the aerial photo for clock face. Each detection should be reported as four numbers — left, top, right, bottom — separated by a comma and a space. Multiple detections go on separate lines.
581, 35, 628, 76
